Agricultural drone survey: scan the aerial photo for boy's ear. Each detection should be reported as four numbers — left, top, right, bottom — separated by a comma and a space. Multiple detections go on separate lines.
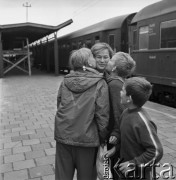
127, 95, 132, 103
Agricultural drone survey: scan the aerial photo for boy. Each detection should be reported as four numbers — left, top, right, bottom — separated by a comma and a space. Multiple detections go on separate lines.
105, 52, 136, 179
106, 77, 163, 180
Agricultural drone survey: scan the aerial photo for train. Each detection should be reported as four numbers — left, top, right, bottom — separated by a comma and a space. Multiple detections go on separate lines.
31, 0, 176, 107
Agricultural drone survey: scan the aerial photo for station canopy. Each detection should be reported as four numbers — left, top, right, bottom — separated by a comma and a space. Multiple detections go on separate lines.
0, 19, 73, 50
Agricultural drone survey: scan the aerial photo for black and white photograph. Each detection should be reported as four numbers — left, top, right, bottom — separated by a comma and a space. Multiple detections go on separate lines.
0, 0, 176, 179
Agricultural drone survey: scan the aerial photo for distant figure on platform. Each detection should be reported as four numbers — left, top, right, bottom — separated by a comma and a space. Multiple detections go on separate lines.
105, 77, 163, 180
54, 48, 109, 180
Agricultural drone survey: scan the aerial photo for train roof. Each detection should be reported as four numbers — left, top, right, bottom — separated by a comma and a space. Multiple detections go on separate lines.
132, 0, 176, 23
0, 19, 73, 48
59, 13, 135, 40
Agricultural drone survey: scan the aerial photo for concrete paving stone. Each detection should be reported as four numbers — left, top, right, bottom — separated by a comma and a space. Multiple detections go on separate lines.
0, 129, 11, 134
0, 137, 12, 143
0, 156, 3, 164
34, 120, 48, 126
0, 144, 3, 150
32, 143, 51, 151
35, 155, 55, 166
13, 145, 32, 154
40, 137, 54, 143
41, 124, 50, 128
13, 159, 36, 170
4, 169, 28, 180
29, 165, 54, 178
4, 153, 25, 163
0, 148, 12, 156
163, 146, 176, 154
5, 124, 19, 129
45, 148, 55, 156
12, 127, 26, 132
4, 141, 22, 149
27, 125, 41, 130
50, 141, 56, 148
42, 174, 54, 180
0, 163, 12, 173
25, 150, 45, 160
20, 129, 35, 135
44, 131, 54, 137
20, 122, 34, 127
36, 128, 52, 134
29, 132, 46, 139
166, 138, 176, 145
4, 132, 19, 138
23, 139, 40, 146
12, 135, 29, 142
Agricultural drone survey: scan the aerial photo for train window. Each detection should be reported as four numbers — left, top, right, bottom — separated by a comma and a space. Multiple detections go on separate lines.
78, 41, 83, 48
95, 36, 100, 44
133, 30, 137, 50
109, 35, 115, 52
161, 19, 176, 48
72, 42, 77, 50
86, 39, 92, 48
139, 26, 149, 50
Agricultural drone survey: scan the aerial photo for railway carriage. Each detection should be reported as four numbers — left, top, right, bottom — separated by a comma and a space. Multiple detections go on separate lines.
32, 0, 176, 107
129, 0, 176, 106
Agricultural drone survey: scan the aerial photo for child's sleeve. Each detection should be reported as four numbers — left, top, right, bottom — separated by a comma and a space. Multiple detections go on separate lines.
130, 112, 163, 166
95, 80, 109, 143
109, 81, 124, 142
56, 82, 63, 109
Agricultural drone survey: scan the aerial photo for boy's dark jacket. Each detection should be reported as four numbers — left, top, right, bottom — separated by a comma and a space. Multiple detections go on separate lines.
120, 107, 163, 172
55, 69, 109, 147
105, 72, 125, 138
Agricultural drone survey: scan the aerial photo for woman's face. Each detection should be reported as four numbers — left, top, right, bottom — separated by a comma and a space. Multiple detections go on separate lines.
95, 49, 110, 72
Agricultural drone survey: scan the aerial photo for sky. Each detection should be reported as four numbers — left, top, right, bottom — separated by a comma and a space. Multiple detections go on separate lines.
0, 0, 162, 38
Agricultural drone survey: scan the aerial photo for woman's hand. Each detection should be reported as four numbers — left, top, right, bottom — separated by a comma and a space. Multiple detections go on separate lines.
104, 146, 116, 158
109, 136, 117, 144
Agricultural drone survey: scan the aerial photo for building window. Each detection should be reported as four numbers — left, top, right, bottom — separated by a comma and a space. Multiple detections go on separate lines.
139, 26, 149, 50
161, 19, 176, 48
109, 35, 115, 51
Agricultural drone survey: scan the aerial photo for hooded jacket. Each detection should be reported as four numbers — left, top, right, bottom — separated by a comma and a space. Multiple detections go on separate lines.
54, 69, 109, 147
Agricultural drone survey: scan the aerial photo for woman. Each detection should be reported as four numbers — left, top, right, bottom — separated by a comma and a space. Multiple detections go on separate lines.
54, 48, 109, 180
91, 42, 114, 73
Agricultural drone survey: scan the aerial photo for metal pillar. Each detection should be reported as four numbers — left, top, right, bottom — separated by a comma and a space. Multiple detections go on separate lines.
46, 37, 50, 72
54, 32, 59, 76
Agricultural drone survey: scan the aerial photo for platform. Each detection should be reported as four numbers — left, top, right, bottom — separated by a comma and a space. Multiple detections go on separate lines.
0, 71, 176, 180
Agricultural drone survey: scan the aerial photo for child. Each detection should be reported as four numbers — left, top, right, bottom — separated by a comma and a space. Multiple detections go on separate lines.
55, 48, 109, 180
107, 77, 163, 180
105, 52, 136, 179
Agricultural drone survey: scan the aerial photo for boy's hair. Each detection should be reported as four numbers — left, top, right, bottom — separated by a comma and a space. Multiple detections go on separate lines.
91, 42, 114, 58
69, 48, 95, 70
124, 77, 152, 107
113, 52, 136, 78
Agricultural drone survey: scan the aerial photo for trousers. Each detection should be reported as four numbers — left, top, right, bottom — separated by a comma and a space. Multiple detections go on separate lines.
55, 142, 97, 180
